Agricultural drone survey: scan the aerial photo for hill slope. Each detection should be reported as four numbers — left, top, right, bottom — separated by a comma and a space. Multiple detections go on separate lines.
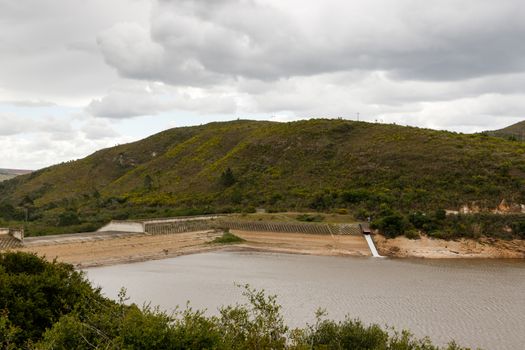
488, 120, 525, 141
1, 119, 525, 236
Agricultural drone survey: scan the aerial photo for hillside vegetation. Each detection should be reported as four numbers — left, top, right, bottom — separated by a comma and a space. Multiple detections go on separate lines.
1, 119, 525, 238
488, 120, 525, 141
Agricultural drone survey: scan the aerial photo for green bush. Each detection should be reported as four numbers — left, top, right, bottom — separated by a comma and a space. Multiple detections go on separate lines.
0, 252, 107, 347
404, 230, 421, 240
211, 232, 245, 244
296, 214, 325, 222
57, 210, 81, 226
372, 213, 407, 238
220, 167, 236, 187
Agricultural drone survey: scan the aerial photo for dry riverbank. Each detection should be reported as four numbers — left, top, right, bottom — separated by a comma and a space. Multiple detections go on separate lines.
375, 234, 525, 258
15, 231, 223, 268
12, 230, 370, 268
7, 230, 525, 267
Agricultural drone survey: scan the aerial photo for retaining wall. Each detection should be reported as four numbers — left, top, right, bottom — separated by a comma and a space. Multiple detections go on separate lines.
98, 216, 363, 237
220, 221, 362, 235
0, 228, 24, 249
143, 219, 361, 236
144, 220, 215, 235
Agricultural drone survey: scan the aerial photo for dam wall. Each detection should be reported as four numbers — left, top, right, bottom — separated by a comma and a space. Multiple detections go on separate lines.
143, 219, 362, 236
98, 216, 363, 237
144, 219, 215, 235
221, 221, 362, 236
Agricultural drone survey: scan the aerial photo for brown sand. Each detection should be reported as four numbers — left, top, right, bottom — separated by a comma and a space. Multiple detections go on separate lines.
12, 231, 370, 268
9, 230, 525, 268
375, 234, 525, 258
15, 231, 223, 268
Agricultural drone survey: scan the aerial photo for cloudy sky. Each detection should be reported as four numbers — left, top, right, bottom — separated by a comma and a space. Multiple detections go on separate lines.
1, 0, 525, 169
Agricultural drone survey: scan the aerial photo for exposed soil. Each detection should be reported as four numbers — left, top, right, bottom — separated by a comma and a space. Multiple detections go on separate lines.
15, 231, 223, 268
374, 234, 525, 258
7, 230, 525, 268
11, 230, 370, 268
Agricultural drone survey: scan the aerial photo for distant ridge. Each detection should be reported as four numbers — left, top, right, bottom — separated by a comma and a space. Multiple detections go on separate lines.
488, 120, 525, 141
0, 168, 32, 182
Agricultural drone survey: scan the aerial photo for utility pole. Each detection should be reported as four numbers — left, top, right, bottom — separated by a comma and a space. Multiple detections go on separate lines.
356, 112, 360, 122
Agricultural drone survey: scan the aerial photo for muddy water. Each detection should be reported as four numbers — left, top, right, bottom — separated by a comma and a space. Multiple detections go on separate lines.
85, 251, 525, 349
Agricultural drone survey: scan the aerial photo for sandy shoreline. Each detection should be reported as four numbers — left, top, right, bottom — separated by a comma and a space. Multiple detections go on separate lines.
375, 234, 525, 259
15, 231, 223, 268
10, 230, 370, 268
5, 230, 525, 268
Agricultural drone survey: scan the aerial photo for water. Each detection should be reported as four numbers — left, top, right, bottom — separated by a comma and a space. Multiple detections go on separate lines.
85, 251, 525, 350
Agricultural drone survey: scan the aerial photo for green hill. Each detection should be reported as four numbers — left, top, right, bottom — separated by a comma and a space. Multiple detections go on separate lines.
1, 119, 525, 237
488, 120, 525, 141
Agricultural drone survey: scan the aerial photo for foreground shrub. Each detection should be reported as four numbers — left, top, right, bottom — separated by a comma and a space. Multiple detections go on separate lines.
0, 252, 107, 348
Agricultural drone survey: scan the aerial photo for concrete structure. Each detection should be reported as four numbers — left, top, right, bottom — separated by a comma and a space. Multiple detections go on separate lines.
98, 220, 145, 233
0, 228, 24, 250
97, 215, 223, 234
97, 216, 364, 236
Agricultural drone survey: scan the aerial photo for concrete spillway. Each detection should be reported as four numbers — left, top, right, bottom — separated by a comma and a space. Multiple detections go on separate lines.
364, 234, 382, 257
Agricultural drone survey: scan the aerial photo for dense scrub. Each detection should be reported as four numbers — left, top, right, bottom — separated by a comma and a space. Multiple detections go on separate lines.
371, 207, 525, 240
1, 119, 525, 239
0, 252, 468, 349
0, 252, 109, 348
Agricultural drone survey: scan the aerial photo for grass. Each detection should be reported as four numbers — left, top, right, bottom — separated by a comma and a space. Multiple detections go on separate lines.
211, 231, 246, 244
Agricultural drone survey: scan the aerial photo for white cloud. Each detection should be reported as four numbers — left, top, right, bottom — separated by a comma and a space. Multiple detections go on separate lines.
81, 118, 120, 139
0, 115, 27, 136
86, 82, 237, 118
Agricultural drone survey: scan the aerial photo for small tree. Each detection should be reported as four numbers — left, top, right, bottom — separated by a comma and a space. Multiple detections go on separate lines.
434, 209, 447, 221
58, 211, 81, 226
144, 174, 153, 191
372, 212, 407, 238
220, 168, 236, 187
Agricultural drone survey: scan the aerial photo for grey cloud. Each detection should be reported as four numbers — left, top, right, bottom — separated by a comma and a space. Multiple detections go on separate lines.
3, 0, 525, 170
0, 0, 149, 103
98, 0, 525, 85
3, 100, 57, 107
